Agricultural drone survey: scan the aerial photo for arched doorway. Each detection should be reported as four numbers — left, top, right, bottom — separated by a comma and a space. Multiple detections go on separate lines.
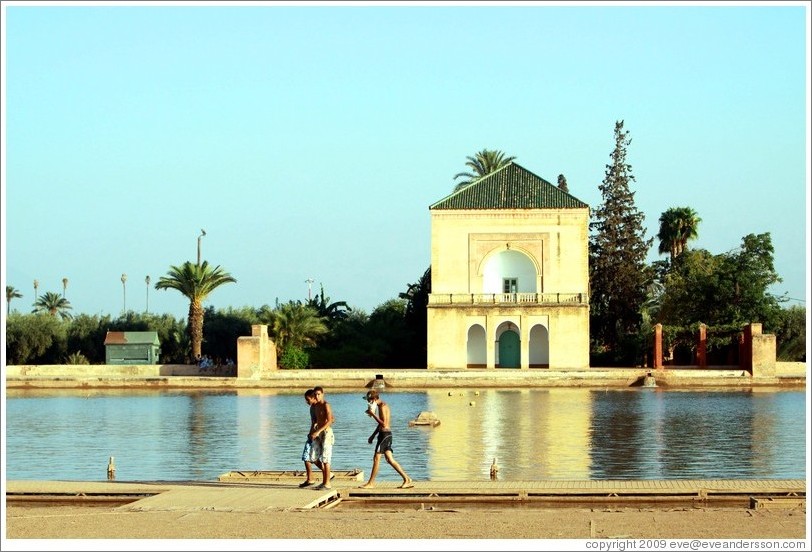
498, 329, 520, 368
529, 324, 549, 368
466, 324, 486, 368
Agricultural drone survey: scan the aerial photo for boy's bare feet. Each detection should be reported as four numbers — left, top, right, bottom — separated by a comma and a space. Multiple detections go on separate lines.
399, 480, 415, 489
358, 483, 375, 489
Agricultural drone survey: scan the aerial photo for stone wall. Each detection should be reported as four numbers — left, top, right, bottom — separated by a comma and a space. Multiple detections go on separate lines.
5, 364, 205, 377
236, 324, 277, 379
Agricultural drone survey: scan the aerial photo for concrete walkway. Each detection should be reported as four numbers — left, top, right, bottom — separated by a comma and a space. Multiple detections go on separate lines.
6, 478, 805, 513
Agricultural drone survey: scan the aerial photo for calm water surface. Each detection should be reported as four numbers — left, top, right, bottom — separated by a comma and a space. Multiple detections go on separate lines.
4, 388, 807, 482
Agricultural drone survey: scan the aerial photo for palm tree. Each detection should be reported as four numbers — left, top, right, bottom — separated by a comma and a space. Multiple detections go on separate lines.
33, 279, 39, 300
6, 285, 22, 315
657, 209, 681, 261
62, 277, 68, 298
154, 261, 236, 359
306, 284, 351, 324
267, 301, 328, 352
452, 149, 516, 192
32, 291, 73, 320
657, 206, 702, 262
399, 266, 431, 318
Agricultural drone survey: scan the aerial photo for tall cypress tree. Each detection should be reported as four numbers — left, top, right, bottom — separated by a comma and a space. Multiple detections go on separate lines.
589, 120, 653, 363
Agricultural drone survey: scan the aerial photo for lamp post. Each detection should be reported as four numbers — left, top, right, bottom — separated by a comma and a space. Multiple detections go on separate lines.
33, 279, 39, 301
305, 278, 315, 301
197, 229, 206, 266
62, 277, 68, 298
145, 275, 151, 313
121, 273, 127, 313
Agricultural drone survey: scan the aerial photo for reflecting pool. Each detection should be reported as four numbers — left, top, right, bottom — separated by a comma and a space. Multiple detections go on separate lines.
4, 387, 806, 482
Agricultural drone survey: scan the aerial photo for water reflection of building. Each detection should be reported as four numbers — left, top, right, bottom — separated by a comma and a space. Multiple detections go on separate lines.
424, 389, 592, 480
535, 389, 591, 479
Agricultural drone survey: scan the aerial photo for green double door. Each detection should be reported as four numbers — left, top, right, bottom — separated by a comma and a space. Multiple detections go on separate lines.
498, 330, 520, 368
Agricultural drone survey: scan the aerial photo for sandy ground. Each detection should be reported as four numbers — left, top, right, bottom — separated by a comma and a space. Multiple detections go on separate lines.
4, 502, 808, 549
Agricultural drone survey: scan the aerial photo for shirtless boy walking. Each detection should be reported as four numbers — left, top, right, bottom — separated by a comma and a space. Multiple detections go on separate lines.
360, 389, 414, 489
298, 389, 322, 488
309, 386, 335, 490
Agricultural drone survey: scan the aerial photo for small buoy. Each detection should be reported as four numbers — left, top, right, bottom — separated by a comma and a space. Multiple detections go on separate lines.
469, 401, 475, 406
448, 391, 453, 396
459, 392, 464, 396
474, 391, 480, 396
490, 457, 499, 480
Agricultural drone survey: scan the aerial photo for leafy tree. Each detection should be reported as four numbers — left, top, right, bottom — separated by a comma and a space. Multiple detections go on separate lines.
201, 306, 257, 364
453, 149, 516, 191
142, 312, 189, 364
154, 260, 236, 359
368, 298, 413, 367
657, 233, 783, 328
279, 344, 309, 369
557, 174, 569, 193
5, 313, 67, 364
65, 313, 111, 363
657, 206, 701, 262
772, 305, 806, 361
656, 249, 718, 326
32, 291, 73, 320
309, 309, 378, 368
717, 233, 783, 325
6, 285, 22, 314
399, 266, 431, 367
589, 120, 653, 364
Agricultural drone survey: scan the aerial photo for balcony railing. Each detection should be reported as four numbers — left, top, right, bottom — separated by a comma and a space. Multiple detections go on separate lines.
428, 292, 587, 305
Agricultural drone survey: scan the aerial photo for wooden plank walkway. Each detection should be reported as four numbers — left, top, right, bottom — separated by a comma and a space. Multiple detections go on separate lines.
218, 469, 365, 483
6, 479, 805, 513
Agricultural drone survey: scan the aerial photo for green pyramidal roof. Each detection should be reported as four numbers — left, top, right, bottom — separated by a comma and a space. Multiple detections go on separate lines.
430, 162, 589, 210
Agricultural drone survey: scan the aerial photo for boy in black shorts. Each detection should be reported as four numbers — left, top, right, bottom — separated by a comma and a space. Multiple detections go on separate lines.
359, 389, 414, 489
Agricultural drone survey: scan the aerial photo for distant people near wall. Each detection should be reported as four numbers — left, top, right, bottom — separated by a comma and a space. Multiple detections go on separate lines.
197, 354, 213, 372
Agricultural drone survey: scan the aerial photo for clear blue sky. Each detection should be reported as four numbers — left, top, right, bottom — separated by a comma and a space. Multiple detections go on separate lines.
2, 1, 809, 321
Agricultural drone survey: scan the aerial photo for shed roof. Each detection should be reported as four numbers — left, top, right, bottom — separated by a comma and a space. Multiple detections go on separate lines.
104, 331, 160, 345
430, 162, 589, 210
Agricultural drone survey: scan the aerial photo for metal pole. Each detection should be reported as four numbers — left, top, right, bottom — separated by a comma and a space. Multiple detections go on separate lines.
121, 273, 127, 313
197, 229, 206, 266
145, 275, 151, 313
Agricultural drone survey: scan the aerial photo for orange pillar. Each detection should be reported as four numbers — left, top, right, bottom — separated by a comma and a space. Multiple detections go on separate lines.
697, 323, 707, 368
654, 323, 663, 370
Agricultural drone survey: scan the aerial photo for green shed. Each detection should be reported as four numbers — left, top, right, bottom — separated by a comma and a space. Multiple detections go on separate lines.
104, 331, 161, 365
